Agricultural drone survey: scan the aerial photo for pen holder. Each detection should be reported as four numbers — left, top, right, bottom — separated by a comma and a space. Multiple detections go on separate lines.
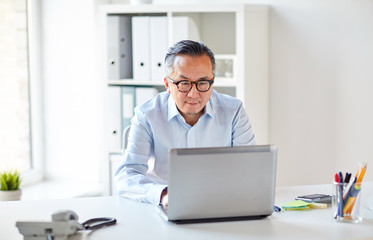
332, 182, 362, 223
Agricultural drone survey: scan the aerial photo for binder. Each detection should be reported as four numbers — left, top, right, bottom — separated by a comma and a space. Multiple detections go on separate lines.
132, 16, 169, 82
121, 86, 135, 135
135, 87, 159, 107
107, 16, 132, 80
107, 87, 122, 152
150, 17, 168, 83
120, 87, 158, 144
171, 16, 200, 44
132, 16, 151, 81
109, 153, 122, 195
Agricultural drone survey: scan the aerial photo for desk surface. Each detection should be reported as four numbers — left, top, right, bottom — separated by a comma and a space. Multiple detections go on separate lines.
1, 183, 373, 240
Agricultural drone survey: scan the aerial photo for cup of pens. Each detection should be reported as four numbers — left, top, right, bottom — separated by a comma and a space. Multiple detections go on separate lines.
332, 163, 367, 223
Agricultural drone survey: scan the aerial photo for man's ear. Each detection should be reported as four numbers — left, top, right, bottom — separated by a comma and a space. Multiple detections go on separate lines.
164, 77, 171, 93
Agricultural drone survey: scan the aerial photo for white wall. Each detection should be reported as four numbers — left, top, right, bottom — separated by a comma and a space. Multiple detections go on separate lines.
41, 0, 102, 184
269, 1, 373, 185
40, 0, 373, 191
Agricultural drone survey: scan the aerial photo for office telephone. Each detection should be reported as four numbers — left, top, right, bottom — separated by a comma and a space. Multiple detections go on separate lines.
16, 210, 116, 240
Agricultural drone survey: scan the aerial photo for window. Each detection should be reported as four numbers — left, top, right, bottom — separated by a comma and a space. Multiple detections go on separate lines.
0, 0, 43, 183
0, 0, 30, 171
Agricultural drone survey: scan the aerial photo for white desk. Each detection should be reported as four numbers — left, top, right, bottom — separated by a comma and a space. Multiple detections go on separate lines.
1, 183, 373, 240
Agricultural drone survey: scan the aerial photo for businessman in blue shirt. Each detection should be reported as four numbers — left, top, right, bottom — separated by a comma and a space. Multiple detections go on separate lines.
115, 40, 256, 208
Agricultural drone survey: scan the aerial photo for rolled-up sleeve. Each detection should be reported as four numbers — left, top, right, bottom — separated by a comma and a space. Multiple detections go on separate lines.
115, 108, 167, 205
231, 102, 256, 146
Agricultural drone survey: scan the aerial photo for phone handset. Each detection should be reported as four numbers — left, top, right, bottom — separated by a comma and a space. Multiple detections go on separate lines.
52, 210, 83, 229
51, 210, 79, 221
51, 210, 84, 232
16, 210, 117, 240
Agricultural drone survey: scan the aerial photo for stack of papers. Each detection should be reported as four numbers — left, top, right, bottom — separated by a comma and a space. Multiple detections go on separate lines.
282, 200, 327, 210
282, 200, 310, 210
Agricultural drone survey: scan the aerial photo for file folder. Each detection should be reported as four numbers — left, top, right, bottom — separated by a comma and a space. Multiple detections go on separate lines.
121, 87, 135, 134
150, 16, 168, 83
171, 16, 200, 44
109, 153, 122, 195
107, 87, 122, 152
135, 87, 159, 107
107, 16, 132, 80
132, 16, 151, 81
132, 16, 169, 82
120, 87, 158, 148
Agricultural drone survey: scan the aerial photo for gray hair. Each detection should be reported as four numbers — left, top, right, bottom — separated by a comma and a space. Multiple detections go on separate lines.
164, 40, 215, 77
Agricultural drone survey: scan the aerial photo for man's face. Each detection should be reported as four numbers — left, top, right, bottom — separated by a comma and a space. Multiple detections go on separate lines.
164, 54, 214, 121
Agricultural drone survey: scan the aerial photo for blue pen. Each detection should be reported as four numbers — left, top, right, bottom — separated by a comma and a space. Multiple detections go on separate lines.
274, 205, 281, 212
339, 172, 344, 190
343, 177, 357, 206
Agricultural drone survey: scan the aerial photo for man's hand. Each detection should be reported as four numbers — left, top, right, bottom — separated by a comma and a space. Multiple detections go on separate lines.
161, 188, 168, 209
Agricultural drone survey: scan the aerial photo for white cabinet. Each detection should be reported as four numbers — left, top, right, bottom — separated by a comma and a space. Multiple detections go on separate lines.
99, 4, 269, 195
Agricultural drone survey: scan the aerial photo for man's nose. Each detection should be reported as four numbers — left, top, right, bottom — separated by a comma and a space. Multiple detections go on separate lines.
187, 83, 199, 97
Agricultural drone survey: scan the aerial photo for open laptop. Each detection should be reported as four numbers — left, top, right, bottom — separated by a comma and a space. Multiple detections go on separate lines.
157, 145, 277, 223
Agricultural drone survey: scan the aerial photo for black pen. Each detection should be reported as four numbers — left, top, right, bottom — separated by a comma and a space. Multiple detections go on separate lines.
344, 172, 351, 183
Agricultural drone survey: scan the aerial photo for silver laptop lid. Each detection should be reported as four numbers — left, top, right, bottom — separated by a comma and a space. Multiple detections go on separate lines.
167, 145, 277, 222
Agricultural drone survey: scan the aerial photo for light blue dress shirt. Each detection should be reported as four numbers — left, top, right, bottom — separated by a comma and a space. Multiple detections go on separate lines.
115, 90, 256, 205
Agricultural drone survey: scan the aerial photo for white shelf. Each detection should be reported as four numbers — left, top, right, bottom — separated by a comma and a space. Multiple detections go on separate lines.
101, 4, 268, 14
107, 77, 237, 88
99, 3, 269, 195
108, 80, 165, 86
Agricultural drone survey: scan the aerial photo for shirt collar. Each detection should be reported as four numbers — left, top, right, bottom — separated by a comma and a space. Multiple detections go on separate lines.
167, 91, 216, 122
204, 97, 214, 119
167, 95, 179, 121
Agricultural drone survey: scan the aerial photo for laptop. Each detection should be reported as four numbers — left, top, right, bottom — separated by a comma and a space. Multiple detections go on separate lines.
157, 145, 278, 223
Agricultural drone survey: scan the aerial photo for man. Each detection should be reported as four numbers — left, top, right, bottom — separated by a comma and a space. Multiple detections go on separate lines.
115, 40, 256, 208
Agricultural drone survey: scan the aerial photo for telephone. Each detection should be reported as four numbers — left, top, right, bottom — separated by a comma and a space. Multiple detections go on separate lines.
16, 210, 116, 240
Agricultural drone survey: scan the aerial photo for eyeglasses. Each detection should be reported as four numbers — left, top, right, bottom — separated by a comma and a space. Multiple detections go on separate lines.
167, 77, 214, 93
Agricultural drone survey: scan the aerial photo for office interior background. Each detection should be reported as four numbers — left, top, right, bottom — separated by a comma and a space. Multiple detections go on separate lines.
1, 0, 372, 199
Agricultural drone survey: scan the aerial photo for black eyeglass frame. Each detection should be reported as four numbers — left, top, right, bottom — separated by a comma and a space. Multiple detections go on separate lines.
167, 77, 215, 93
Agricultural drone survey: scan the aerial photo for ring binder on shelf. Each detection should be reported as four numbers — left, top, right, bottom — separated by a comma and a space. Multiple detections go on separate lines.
107, 16, 133, 80
132, 16, 151, 81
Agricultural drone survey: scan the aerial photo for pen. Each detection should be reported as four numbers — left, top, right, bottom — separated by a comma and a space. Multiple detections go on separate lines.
343, 176, 355, 205
334, 173, 342, 217
343, 163, 367, 214
335, 173, 344, 217
338, 172, 344, 190
342, 172, 351, 199
334, 173, 340, 184
343, 183, 360, 214
356, 163, 367, 184
274, 205, 281, 212
344, 172, 351, 184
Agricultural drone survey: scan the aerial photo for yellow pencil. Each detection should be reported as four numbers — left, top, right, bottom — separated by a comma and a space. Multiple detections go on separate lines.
356, 163, 367, 184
